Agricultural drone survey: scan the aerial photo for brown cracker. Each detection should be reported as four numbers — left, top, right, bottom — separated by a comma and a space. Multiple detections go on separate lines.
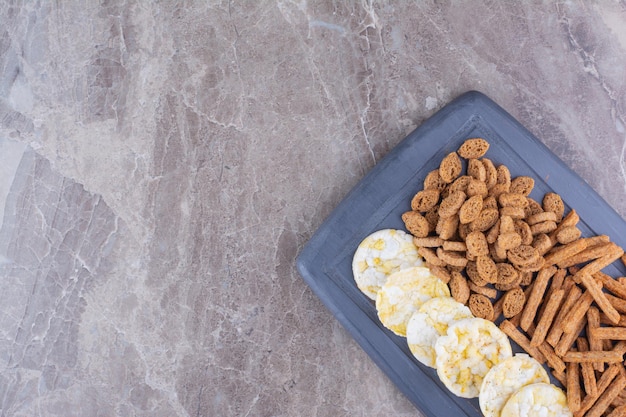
439, 151, 462, 183
458, 138, 490, 159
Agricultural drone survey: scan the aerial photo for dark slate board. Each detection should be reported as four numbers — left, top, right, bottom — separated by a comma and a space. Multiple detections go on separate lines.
296, 91, 626, 416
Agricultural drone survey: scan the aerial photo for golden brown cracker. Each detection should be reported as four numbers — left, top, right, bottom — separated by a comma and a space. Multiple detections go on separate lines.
458, 194, 483, 224
469, 208, 499, 232
465, 231, 489, 257
507, 244, 541, 267
411, 189, 440, 212
402, 211, 430, 237
476, 255, 498, 283
543, 192, 565, 221
449, 271, 470, 304
482, 158, 498, 189
423, 169, 447, 192
439, 151, 462, 183
502, 287, 525, 318
468, 293, 494, 320
438, 190, 466, 218
458, 138, 490, 159
510, 176, 535, 196
467, 158, 486, 181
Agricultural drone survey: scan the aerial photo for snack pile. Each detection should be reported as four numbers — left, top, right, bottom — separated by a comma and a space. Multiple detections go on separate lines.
352, 138, 626, 417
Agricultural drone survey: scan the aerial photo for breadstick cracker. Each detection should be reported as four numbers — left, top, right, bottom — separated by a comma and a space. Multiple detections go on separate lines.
581, 273, 621, 324
567, 359, 581, 412
577, 337, 598, 398
585, 372, 626, 417
499, 319, 546, 364
587, 306, 604, 372
520, 266, 555, 331
530, 289, 564, 347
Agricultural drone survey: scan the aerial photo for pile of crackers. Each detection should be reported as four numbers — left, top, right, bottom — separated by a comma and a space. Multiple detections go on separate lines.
402, 138, 626, 417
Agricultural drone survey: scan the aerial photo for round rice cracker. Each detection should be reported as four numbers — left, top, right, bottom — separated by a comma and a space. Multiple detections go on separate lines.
435, 317, 512, 398
406, 297, 473, 368
352, 229, 424, 300
479, 354, 550, 417
376, 266, 450, 337
500, 383, 571, 417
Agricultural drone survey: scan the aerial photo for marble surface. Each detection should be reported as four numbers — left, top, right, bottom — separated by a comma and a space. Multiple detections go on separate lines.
1, 1, 626, 416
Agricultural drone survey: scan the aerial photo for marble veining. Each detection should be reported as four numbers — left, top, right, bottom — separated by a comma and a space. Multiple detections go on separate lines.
1, 1, 626, 416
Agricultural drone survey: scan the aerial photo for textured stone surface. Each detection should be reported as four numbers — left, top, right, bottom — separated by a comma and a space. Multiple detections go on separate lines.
1, 1, 626, 416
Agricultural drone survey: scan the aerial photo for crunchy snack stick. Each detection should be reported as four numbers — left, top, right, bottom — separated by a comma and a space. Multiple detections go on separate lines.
546, 284, 582, 347
557, 242, 615, 269
576, 337, 598, 398
583, 372, 626, 417
499, 319, 546, 364
556, 314, 587, 357
573, 243, 625, 283
595, 271, 626, 300
562, 350, 624, 363
575, 363, 621, 417
605, 293, 626, 314
519, 266, 555, 331
544, 238, 589, 266
580, 273, 621, 324
530, 288, 565, 348
587, 306, 604, 372
562, 291, 594, 334
567, 359, 582, 412
590, 327, 626, 341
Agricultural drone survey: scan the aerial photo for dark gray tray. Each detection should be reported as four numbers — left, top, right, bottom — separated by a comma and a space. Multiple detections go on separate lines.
296, 91, 626, 416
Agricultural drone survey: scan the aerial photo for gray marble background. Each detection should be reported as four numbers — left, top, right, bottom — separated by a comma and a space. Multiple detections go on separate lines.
1, 1, 626, 416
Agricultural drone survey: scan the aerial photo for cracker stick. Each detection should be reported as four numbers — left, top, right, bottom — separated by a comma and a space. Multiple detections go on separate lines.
567, 359, 581, 412
546, 284, 583, 347
581, 273, 621, 324
577, 337, 598, 398
499, 319, 547, 364
556, 314, 588, 357
574, 363, 621, 417
600, 313, 626, 327
562, 290, 594, 334
530, 289, 564, 347
552, 368, 567, 386
520, 266, 556, 331
527, 321, 566, 373
537, 268, 566, 319
585, 372, 626, 417
557, 242, 614, 269
595, 271, 626, 300
544, 238, 589, 266
584, 234, 611, 246
537, 339, 566, 374
573, 244, 625, 283
562, 350, 624, 363
606, 293, 626, 314
591, 327, 626, 341
588, 306, 604, 372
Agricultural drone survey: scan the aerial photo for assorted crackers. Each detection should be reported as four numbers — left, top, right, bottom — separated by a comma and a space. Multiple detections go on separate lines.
401, 138, 626, 417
